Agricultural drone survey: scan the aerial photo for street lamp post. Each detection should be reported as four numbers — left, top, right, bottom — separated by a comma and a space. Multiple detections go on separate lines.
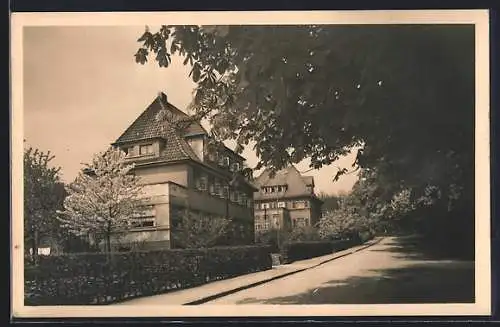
276, 195, 280, 249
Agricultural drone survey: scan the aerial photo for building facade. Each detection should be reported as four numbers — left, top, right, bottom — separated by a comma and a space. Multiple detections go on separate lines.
253, 166, 323, 237
109, 92, 257, 250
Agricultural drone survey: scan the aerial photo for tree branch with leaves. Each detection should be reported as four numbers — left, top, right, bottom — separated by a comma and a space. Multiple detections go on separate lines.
135, 24, 475, 245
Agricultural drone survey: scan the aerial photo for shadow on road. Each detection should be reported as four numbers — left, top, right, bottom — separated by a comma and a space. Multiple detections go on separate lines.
236, 235, 475, 305
369, 234, 475, 261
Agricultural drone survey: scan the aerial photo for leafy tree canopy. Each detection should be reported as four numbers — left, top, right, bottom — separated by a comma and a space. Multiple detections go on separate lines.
135, 25, 474, 208
24, 144, 65, 259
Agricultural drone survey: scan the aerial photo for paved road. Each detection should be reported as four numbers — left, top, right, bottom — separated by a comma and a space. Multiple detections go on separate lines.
204, 236, 474, 304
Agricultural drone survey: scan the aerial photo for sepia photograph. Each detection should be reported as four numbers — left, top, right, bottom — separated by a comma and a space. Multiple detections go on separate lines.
10, 10, 491, 318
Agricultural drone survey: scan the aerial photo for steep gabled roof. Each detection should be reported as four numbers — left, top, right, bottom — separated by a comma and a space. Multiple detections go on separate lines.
112, 93, 204, 164
254, 165, 317, 200
114, 92, 206, 145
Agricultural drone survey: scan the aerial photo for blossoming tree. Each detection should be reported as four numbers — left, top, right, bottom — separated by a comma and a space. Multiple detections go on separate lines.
57, 147, 144, 254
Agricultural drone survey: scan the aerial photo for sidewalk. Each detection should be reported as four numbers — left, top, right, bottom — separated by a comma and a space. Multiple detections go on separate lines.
115, 237, 383, 306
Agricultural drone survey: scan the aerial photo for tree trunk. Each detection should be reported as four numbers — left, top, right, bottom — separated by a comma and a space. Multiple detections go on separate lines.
30, 227, 39, 265
225, 184, 230, 220
106, 221, 112, 260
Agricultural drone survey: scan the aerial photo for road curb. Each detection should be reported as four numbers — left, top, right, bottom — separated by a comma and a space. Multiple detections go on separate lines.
185, 237, 384, 305
310, 237, 383, 269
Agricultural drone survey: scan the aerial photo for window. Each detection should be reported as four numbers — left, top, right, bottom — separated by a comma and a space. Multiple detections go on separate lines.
132, 205, 155, 217
231, 162, 240, 172
131, 218, 155, 228
270, 202, 277, 209
222, 186, 229, 199
139, 144, 154, 155
230, 191, 238, 203
293, 200, 305, 209
304, 201, 310, 208
239, 193, 247, 206
278, 202, 286, 208
209, 184, 215, 195
198, 176, 208, 191
123, 146, 131, 156
262, 203, 270, 209
222, 156, 230, 167
131, 205, 156, 228
214, 182, 221, 196
255, 203, 260, 210
208, 151, 217, 162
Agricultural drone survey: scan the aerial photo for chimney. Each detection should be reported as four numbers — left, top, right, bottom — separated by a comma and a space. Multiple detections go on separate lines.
158, 92, 168, 105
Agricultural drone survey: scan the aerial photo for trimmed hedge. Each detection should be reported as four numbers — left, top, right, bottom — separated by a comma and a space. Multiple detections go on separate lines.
25, 245, 272, 305
281, 239, 362, 263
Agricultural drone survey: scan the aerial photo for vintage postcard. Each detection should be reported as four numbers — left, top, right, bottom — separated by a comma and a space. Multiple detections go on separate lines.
11, 9, 491, 318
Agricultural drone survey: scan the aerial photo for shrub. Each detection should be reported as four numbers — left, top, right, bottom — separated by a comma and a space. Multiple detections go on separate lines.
359, 230, 374, 243
255, 226, 322, 252
288, 226, 322, 242
255, 229, 291, 252
170, 209, 231, 249
283, 241, 332, 262
25, 245, 272, 305
281, 239, 362, 263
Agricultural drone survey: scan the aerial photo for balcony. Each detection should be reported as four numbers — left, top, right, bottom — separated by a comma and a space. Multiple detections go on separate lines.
167, 182, 253, 221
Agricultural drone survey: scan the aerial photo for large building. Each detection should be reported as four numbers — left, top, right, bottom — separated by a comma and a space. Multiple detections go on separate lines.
109, 92, 257, 249
253, 166, 323, 236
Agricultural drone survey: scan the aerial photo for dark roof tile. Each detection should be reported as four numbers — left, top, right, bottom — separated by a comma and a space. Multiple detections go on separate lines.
113, 93, 204, 164
114, 93, 206, 145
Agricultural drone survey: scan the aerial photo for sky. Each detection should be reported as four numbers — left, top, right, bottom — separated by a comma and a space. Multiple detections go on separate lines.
23, 26, 358, 195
